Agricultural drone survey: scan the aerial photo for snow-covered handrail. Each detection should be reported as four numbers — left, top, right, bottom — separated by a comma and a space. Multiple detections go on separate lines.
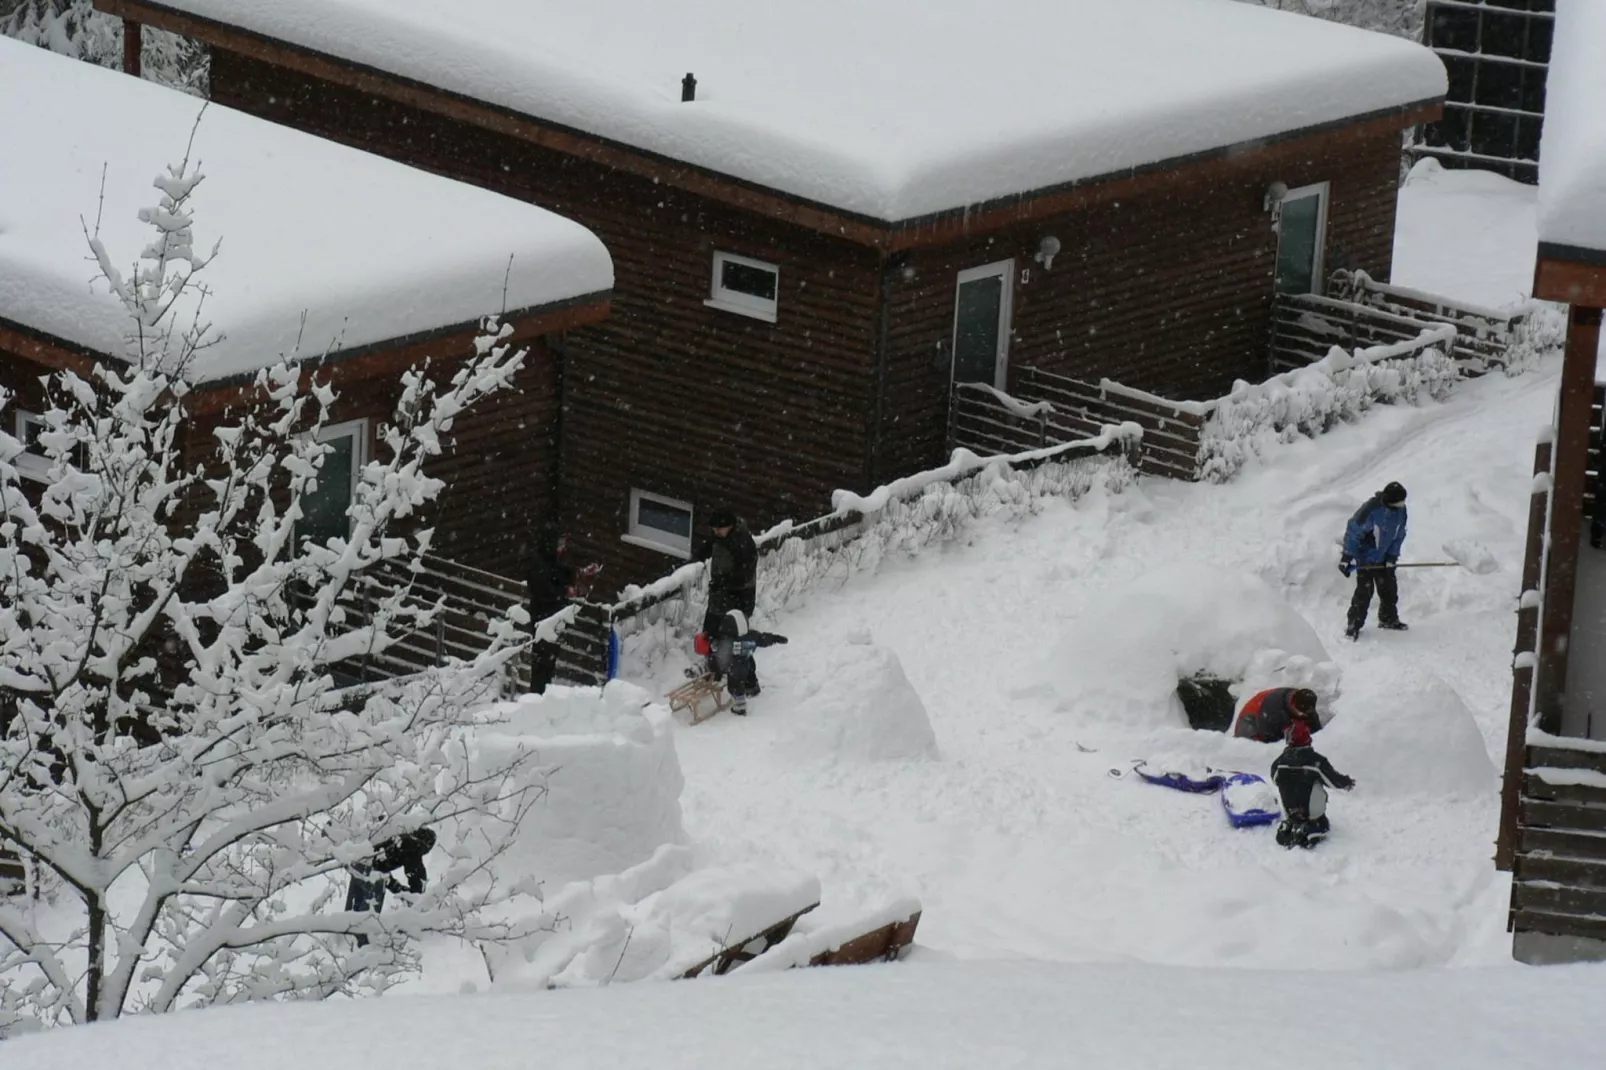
953, 381, 1056, 419
607, 424, 1138, 622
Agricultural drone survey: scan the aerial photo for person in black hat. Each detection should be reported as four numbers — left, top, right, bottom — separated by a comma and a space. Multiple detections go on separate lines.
695, 508, 758, 638
1339, 481, 1409, 640
346, 828, 437, 946
527, 527, 600, 693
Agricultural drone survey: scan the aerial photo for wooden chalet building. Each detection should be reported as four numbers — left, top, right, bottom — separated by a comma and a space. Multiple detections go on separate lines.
0, 37, 612, 594
100, 0, 1446, 590
1495, 0, 1606, 965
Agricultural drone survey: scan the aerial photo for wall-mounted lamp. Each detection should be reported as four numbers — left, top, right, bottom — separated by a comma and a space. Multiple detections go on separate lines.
1035, 235, 1062, 271
1263, 181, 1288, 229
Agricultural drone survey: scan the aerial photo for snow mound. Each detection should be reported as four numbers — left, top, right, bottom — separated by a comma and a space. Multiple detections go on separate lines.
775, 631, 938, 762
464, 681, 686, 887
495, 854, 822, 988
1235, 647, 1344, 727
1321, 661, 1496, 799
1038, 563, 1336, 728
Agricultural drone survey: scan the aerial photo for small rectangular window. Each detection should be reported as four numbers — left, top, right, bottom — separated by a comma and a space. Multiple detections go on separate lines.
705, 251, 779, 323
624, 488, 694, 558
13, 411, 51, 483
296, 419, 368, 547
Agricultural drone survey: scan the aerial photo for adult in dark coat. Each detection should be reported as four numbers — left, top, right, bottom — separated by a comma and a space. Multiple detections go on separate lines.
527, 528, 574, 695
1340, 481, 1409, 640
695, 509, 758, 636
1232, 687, 1321, 743
346, 828, 437, 946
1270, 722, 1354, 849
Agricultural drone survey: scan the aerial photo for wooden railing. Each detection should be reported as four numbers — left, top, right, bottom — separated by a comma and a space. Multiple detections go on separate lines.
316, 552, 531, 694
1509, 736, 1606, 961
1274, 271, 1528, 376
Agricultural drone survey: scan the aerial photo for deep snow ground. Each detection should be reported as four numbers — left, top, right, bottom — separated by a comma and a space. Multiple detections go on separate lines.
651, 164, 1554, 971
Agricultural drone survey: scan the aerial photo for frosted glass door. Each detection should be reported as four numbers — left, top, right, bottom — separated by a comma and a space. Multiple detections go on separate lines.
1275, 184, 1328, 295
952, 261, 1013, 389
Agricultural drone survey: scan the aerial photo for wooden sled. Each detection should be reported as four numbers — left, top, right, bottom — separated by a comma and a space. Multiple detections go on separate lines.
678, 901, 820, 979
668, 674, 731, 724
807, 911, 922, 967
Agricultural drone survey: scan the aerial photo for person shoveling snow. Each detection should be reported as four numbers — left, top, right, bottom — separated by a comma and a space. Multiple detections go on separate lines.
1340, 481, 1411, 640
1271, 721, 1354, 849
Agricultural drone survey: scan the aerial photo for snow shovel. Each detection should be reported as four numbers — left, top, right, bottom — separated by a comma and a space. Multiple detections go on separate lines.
1357, 539, 1499, 575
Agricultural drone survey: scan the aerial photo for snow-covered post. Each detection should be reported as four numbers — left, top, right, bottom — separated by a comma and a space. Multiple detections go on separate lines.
0, 157, 548, 1032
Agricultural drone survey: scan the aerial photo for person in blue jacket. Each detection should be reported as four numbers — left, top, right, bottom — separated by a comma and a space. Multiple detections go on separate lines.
1340, 481, 1409, 640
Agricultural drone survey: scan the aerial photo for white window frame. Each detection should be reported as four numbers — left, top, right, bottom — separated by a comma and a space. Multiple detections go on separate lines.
951, 259, 1015, 392
1274, 181, 1330, 296
12, 411, 51, 483
299, 418, 368, 541
704, 250, 780, 323
623, 488, 695, 559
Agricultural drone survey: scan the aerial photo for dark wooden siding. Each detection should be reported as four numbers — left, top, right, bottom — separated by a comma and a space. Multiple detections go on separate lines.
2, 335, 559, 583
209, 50, 883, 591
878, 130, 1403, 474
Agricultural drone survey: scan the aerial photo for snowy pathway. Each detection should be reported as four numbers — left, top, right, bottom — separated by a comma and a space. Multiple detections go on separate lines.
652, 165, 1553, 971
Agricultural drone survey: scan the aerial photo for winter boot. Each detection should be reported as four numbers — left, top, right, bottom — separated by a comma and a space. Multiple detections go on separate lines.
1378, 619, 1409, 632
1344, 622, 1362, 641
732, 695, 748, 716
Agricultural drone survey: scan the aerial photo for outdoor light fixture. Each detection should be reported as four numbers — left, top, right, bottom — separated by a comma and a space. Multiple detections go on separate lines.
1263, 181, 1289, 227
1035, 235, 1062, 270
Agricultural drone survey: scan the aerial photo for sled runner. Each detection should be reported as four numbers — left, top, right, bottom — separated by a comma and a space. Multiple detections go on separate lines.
1220, 772, 1281, 828
668, 673, 731, 724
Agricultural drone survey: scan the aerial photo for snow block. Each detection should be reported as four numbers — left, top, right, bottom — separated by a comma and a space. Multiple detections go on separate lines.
541, 864, 822, 987
1321, 661, 1495, 799
1039, 563, 1336, 730
463, 680, 687, 888
775, 631, 939, 762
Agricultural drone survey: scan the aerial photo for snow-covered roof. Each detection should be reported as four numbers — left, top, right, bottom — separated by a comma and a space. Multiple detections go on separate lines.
136, 0, 1445, 224
0, 38, 612, 384
1538, 0, 1606, 259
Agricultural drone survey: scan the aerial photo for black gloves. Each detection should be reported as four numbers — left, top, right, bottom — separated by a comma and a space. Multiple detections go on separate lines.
1339, 555, 1354, 578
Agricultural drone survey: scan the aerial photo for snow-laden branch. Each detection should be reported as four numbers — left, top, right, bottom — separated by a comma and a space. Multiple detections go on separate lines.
0, 155, 546, 1030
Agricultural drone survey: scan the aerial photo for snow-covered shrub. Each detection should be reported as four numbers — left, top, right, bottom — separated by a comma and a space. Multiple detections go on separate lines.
2, 1, 207, 94
0, 156, 543, 1030
616, 433, 1138, 659
773, 630, 939, 763
1036, 563, 1337, 730
1197, 339, 1460, 482
458, 681, 686, 888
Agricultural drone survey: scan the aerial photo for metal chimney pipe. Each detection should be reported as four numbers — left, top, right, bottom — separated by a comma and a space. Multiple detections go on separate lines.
682, 73, 697, 102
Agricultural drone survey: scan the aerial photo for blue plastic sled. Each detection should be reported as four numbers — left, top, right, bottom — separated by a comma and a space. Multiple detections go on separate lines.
606, 629, 621, 681
1220, 772, 1281, 829
1126, 762, 1227, 794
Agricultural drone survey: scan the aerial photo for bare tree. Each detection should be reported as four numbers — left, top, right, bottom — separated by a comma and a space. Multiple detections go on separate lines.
0, 151, 548, 1033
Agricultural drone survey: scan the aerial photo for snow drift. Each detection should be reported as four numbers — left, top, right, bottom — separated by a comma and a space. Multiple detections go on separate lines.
1037, 563, 1338, 729
460, 681, 686, 888
774, 631, 939, 762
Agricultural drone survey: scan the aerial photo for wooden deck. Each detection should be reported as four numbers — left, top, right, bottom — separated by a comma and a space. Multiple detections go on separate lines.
1509, 738, 1606, 963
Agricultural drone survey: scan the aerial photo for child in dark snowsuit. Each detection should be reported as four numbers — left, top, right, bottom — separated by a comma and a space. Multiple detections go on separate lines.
707, 609, 787, 715
1270, 722, 1354, 849
346, 828, 436, 945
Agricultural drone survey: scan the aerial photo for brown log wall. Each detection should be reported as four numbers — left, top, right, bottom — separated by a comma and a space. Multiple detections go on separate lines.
2, 333, 559, 584
206, 49, 1404, 588
879, 131, 1403, 475
208, 49, 883, 592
